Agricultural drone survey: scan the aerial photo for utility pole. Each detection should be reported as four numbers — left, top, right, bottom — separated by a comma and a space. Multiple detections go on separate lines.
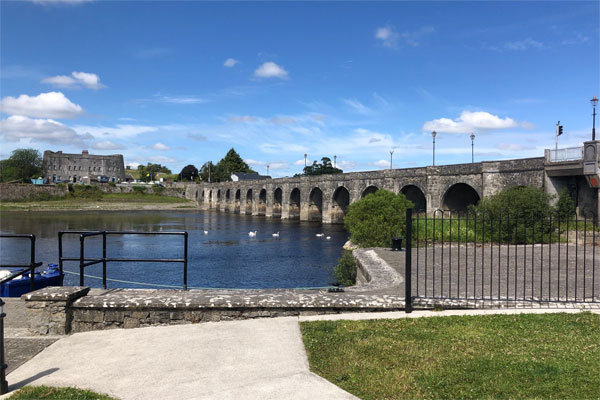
432, 131, 437, 166
304, 153, 307, 168
266, 164, 269, 176
470, 134, 475, 163
591, 96, 598, 141
389, 150, 394, 169
334, 155, 337, 168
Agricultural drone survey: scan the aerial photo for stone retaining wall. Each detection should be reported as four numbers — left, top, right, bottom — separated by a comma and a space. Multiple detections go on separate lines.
0, 184, 68, 202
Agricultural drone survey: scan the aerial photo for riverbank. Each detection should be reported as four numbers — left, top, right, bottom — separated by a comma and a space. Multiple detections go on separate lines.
0, 194, 196, 212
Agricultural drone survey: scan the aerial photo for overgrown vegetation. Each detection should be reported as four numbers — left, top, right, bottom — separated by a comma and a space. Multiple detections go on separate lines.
295, 157, 343, 176
333, 250, 356, 286
11, 385, 116, 400
200, 148, 256, 182
555, 188, 576, 220
301, 312, 600, 400
344, 189, 413, 247
132, 185, 147, 195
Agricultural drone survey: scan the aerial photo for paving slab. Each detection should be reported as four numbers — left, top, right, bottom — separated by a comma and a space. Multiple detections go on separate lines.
5, 317, 357, 400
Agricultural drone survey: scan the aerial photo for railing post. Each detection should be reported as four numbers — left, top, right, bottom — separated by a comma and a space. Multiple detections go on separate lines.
58, 232, 64, 285
102, 231, 107, 290
79, 235, 85, 287
405, 208, 413, 313
0, 299, 7, 395
183, 232, 188, 290
29, 235, 36, 292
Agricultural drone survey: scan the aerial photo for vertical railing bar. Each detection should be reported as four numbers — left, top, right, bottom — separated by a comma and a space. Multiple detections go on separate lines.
575, 214, 578, 301
558, 215, 561, 300
433, 211, 436, 298
523, 219, 527, 300
592, 214, 596, 301
457, 212, 461, 299
531, 217, 535, 301
481, 212, 485, 300
540, 215, 544, 301
514, 214, 518, 301
498, 215, 501, 300
506, 214, 510, 301
549, 214, 552, 301
58, 232, 64, 285
490, 214, 494, 300
29, 235, 36, 292
566, 214, 569, 301
464, 211, 468, 299
473, 213, 476, 300
416, 213, 420, 298
425, 212, 428, 298
102, 231, 107, 290
79, 234, 85, 286
449, 211, 452, 298
405, 209, 413, 313
183, 232, 188, 290
441, 211, 445, 298
584, 215, 587, 301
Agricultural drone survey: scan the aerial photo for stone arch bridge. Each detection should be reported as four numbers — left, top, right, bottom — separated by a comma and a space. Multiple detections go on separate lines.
185, 157, 547, 224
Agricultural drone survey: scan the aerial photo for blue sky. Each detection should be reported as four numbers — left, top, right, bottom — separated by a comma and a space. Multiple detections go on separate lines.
1, 1, 598, 177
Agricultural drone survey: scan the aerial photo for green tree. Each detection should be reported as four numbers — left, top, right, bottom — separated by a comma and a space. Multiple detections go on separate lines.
213, 148, 255, 182
297, 157, 343, 176
555, 188, 576, 220
179, 164, 199, 181
200, 161, 215, 182
0, 148, 42, 182
344, 189, 413, 247
137, 163, 171, 182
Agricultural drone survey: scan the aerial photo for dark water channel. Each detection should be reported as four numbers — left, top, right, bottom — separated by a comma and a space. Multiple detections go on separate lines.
0, 211, 349, 289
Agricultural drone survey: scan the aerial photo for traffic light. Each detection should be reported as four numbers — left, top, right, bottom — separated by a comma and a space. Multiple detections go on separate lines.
557, 125, 563, 136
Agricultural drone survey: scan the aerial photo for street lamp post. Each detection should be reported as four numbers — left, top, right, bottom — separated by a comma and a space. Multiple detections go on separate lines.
470, 133, 475, 163
304, 153, 307, 168
432, 131, 437, 166
592, 96, 598, 141
266, 165, 269, 176
390, 150, 394, 169
334, 155, 337, 168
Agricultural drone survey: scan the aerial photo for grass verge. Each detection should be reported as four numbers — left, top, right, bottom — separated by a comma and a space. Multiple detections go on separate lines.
301, 312, 599, 400
10, 385, 116, 400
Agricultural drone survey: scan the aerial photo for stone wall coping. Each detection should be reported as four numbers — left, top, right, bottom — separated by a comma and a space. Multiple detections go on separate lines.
23, 286, 90, 302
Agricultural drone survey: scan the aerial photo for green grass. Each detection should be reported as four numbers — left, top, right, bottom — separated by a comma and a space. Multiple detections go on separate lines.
10, 385, 116, 400
301, 312, 600, 400
101, 193, 189, 203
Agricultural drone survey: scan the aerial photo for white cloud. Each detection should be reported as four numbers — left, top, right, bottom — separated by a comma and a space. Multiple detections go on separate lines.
92, 141, 123, 150
0, 115, 90, 145
561, 33, 589, 46
376, 25, 435, 48
422, 111, 519, 134
152, 142, 171, 151
228, 115, 258, 123
294, 159, 306, 166
342, 98, 371, 114
73, 124, 157, 139
268, 162, 289, 170
42, 71, 105, 89
373, 159, 390, 168
497, 143, 535, 151
504, 38, 545, 51
254, 62, 289, 79
224, 58, 239, 67
187, 133, 207, 142
0, 92, 84, 119
149, 155, 177, 164
126, 162, 140, 169
269, 116, 295, 125
245, 159, 266, 166
157, 95, 206, 104
375, 26, 399, 47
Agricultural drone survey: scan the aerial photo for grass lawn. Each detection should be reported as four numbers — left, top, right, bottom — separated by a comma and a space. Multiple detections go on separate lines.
10, 385, 116, 400
301, 312, 600, 400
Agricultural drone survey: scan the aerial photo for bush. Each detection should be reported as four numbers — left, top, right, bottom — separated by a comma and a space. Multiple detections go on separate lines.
334, 250, 357, 286
132, 185, 147, 195
152, 184, 164, 195
473, 186, 553, 243
70, 184, 102, 200
555, 188, 576, 220
344, 189, 413, 247
108, 181, 116, 187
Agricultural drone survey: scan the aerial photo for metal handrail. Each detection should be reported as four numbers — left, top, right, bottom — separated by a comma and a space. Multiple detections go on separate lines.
0, 234, 45, 291
58, 230, 189, 290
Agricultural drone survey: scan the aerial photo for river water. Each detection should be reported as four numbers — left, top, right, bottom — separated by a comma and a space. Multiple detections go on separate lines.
0, 211, 349, 289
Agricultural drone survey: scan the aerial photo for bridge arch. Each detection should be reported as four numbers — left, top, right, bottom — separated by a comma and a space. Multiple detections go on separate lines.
273, 188, 283, 218
308, 187, 323, 221
289, 188, 301, 220
400, 184, 426, 213
208, 190, 213, 208
331, 186, 350, 224
216, 189, 222, 208
442, 183, 481, 211
258, 188, 267, 216
245, 188, 253, 214
234, 189, 241, 213
361, 185, 379, 198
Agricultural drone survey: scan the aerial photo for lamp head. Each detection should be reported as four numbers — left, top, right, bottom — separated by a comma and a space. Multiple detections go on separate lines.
591, 96, 598, 107
470, 133, 475, 141
432, 130, 437, 138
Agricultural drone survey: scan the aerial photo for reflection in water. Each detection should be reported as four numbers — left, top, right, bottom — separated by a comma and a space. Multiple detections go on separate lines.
0, 210, 349, 289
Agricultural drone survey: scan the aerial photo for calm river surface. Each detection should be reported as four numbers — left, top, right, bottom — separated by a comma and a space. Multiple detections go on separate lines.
0, 211, 349, 289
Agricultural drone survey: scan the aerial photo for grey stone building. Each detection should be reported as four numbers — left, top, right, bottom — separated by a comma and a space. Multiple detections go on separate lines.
43, 150, 126, 183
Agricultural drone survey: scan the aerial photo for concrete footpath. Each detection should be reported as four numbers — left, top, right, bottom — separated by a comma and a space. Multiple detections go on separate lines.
4, 308, 599, 400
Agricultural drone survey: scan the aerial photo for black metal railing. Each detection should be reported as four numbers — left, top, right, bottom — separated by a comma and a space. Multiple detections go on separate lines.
0, 234, 45, 291
58, 231, 189, 290
405, 209, 599, 312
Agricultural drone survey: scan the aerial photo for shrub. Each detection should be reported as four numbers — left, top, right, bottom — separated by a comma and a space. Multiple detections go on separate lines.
555, 188, 576, 220
344, 189, 413, 247
152, 184, 164, 195
70, 184, 102, 200
334, 250, 357, 286
132, 185, 147, 195
108, 181, 116, 187
473, 186, 553, 243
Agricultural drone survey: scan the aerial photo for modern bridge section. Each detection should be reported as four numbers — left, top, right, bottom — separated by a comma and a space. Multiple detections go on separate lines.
186, 157, 546, 223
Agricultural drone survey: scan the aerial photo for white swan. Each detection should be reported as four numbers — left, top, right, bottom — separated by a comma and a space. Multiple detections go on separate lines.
272, 232, 280, 237
248, 231, 257, 237
203, 230, 208, 235
325, 236, 331, 240
315, 233, 324, 237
